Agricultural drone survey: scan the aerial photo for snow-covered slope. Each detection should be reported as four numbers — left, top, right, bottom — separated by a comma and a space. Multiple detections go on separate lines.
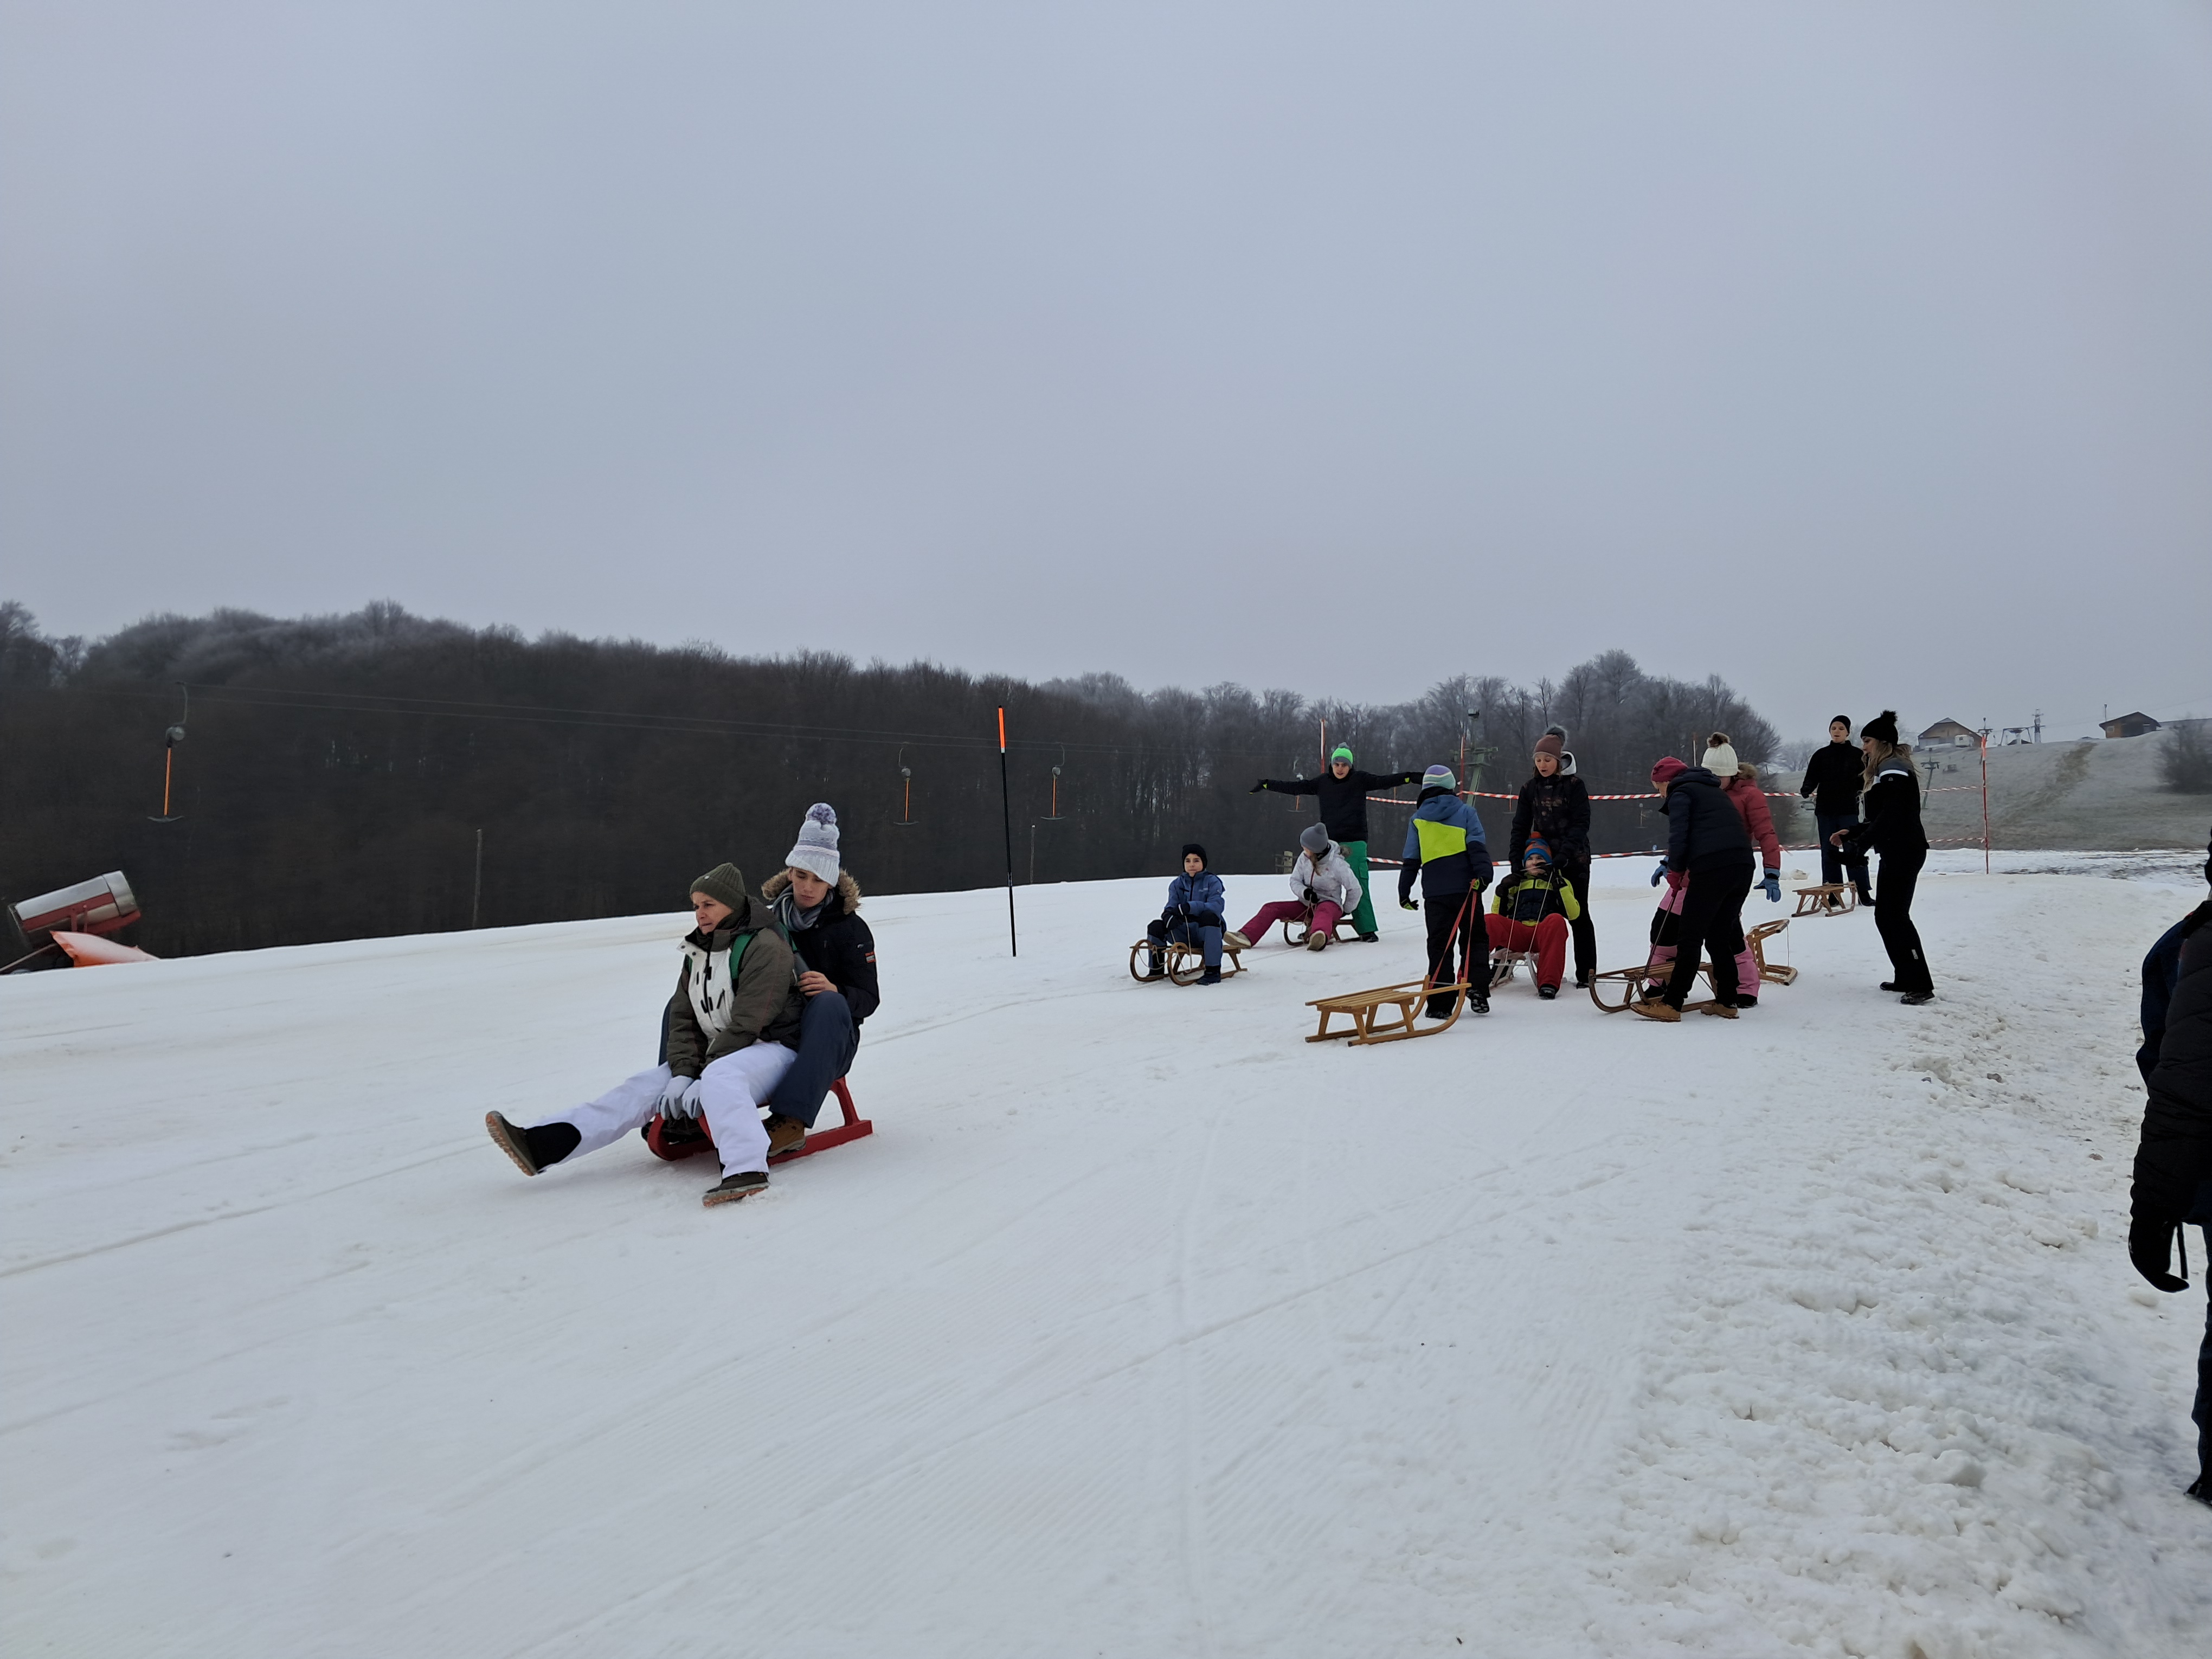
5, 864, 2210, 1657
1917, 730, 2210, 850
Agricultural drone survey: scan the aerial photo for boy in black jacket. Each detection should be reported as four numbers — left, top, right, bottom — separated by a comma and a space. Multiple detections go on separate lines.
1799, 715, 1873, 906
760, 804, 880, 1156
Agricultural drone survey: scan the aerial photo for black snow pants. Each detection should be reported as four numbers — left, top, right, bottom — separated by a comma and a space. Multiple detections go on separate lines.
1557, 851, 1597, 982
1424, 886, 1485, 1018
1872, 846, 1933, 995
1662, 862, 1753, 1009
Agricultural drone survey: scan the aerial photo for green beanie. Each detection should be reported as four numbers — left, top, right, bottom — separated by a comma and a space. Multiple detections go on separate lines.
689, 863, 749, 914
1330, 745, 1354, 764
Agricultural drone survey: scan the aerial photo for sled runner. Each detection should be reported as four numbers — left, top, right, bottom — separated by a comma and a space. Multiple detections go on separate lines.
1589, 920, 1795, 1013
1127, 937, 1245, 985
640, 1077, 874, 1165
1792, 884, 1857, 917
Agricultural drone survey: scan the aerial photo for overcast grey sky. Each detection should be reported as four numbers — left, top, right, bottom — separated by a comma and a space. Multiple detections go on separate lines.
4, 1, 2208, 739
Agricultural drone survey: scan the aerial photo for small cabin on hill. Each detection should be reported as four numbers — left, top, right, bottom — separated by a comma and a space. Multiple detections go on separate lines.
1918, 718, 1978, 748
2100, 711, 2160, 740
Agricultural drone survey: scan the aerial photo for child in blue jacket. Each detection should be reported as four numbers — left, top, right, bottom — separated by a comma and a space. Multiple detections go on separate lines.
1144, 843, 1229, 985
1396, 765, 1494, 1018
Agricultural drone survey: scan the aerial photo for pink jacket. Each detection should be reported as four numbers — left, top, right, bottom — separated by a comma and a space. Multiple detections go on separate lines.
1721, 773, 1783, 870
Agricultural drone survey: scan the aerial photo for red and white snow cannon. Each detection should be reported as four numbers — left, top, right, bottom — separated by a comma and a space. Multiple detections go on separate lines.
4, 871, 154, 972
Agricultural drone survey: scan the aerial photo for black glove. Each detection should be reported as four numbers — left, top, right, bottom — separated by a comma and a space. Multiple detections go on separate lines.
1190, 910, 1223, 930
1303, 886, 1316, 903
1249, 781, 1268, 793
2130, 1214, 2189, 1292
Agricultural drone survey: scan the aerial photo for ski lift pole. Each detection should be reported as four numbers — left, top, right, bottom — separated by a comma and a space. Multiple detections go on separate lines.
998, 706, 1017, 956
1979, 731, 1991, 874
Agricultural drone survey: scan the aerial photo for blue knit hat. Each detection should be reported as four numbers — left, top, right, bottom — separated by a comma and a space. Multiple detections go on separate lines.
1421, 764, 1457, 793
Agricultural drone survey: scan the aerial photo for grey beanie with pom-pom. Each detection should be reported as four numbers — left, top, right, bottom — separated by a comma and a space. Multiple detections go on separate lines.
786, 802, 841, 884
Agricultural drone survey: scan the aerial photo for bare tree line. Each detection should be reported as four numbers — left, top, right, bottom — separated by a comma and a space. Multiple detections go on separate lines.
2, 602, 1782, 956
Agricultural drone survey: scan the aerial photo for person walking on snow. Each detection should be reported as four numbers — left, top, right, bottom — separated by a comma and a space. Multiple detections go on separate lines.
755, 803, 879, 1158
1397, 764, 1493, 1020
1835, 711, 1934, 1004
1229, 824, 1361, 954
1799, 715, 1874, 907
1250, 745, 1420, 940
1509, 726, 1597, 986
1632, 755, 1753, 1022
485, 863, 806, 1206
2128, 831, 2212, 1506
1144, 843, 1231, 983
1486, 834, 1581, 999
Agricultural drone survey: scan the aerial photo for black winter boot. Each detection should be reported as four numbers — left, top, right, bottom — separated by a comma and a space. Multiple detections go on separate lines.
486, 1113, 580, 1177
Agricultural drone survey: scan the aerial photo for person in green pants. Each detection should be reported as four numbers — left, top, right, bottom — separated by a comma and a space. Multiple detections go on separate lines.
1250, 745, 1422, 940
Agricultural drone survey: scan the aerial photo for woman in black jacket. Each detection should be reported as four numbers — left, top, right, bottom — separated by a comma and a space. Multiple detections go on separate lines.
1510, 727, 1596, 985
1837, 711, 1934, 1003
1635, 755, 1753, 1021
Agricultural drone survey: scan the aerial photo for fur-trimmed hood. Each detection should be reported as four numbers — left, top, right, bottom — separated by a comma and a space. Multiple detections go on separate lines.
762, 867, 863, 916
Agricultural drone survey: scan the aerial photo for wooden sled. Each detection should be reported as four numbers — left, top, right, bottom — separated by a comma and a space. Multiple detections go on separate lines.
1307, 979, 1474, 1045
1747, 918, 1797, 986
1128, 938, 1246, 985
1284, 905, 1361, 948
641, 1077, 873, 1165
1792, 884, 1856, 917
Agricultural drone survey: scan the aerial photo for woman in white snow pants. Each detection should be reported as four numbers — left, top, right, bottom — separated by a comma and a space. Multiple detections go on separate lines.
568, 1045, 796, 1178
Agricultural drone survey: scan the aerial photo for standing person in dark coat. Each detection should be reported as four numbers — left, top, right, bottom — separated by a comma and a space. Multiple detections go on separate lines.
1836, 712, 1934, 1004
1632, 756, 1753, 1022
759, 804, 880, 1156
1396, 764, 1494, 1020
2129, 831, 2212, 1506
1800, 716, 1874, 906
1510, 726, 1597, 987
1251, 745, 1421, 941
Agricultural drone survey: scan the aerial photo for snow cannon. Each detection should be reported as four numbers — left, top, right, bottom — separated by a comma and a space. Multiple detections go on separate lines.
4, 872, 142, 972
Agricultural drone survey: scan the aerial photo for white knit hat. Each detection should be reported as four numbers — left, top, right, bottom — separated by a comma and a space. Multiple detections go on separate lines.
1705, 736, 1740, 778
786, 802, 841, 884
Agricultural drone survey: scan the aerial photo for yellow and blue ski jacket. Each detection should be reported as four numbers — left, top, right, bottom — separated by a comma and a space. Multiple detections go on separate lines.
1397, 788, 1492, 902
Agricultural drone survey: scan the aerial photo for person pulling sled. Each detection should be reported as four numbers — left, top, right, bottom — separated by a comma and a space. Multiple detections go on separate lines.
1397, 765, 1493, 1020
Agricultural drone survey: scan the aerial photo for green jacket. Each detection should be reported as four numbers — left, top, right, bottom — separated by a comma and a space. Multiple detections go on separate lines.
664, 893, 806, 1078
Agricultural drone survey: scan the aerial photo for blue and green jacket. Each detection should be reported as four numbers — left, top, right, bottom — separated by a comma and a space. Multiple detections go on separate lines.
1397, 788, 1492, 901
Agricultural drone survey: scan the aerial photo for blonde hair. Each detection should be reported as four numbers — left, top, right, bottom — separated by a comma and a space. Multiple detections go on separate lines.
1861, 740, 1917, 792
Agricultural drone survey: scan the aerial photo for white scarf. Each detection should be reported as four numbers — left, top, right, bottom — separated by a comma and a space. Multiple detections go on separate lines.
682, 935, 739, 1041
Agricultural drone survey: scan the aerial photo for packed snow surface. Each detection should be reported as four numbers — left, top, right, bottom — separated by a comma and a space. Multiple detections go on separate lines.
5, 857, 2210, 1656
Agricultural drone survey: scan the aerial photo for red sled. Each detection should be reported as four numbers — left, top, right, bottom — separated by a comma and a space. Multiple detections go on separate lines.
640, 1078, 873, 1166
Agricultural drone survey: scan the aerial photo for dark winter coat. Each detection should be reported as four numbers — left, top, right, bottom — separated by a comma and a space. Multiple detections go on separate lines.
762, 869, 880, 1026
1493, 870, 1582, 928
1157, 870, 1228, 930
1509, 773, 1592, 867
1396, 787, 1492, 902
664, 893, 806, 1078
2140, 905, 2210, 1083
1799, 742, 1863, 816
2132, 910, 2212, 1229
1840, 755, 1927, 859
1662, 767, 1752, 874
1255, 767, 1421, 845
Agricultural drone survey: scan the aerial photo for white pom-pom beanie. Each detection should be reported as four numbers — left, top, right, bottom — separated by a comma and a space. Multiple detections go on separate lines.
786, 802, 841, 884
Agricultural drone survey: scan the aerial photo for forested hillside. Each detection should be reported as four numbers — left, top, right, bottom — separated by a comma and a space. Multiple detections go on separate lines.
0, 602, 1779, 955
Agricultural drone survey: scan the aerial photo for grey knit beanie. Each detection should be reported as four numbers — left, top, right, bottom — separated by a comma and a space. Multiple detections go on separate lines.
690, 863, 749, 914
786, 802, 841, 885
1298, 823, 1331, 856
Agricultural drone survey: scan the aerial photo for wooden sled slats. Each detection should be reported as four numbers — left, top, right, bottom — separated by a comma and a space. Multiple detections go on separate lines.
1792, 884, 1856, 917
1306, 979, 1470, 1045
1128, 940, 1245, 985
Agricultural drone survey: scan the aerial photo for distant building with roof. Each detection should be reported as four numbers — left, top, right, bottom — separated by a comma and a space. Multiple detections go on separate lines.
2100, 711, 2161, 740
1918, 718, 1979, 748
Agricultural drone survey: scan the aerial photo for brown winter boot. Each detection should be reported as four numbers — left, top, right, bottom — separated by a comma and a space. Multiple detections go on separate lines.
703, 1171, 769, 1207
1701, 1003, 1739, 1019
1630, 999, 1682, 1023
764, 1114, 807, 1157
